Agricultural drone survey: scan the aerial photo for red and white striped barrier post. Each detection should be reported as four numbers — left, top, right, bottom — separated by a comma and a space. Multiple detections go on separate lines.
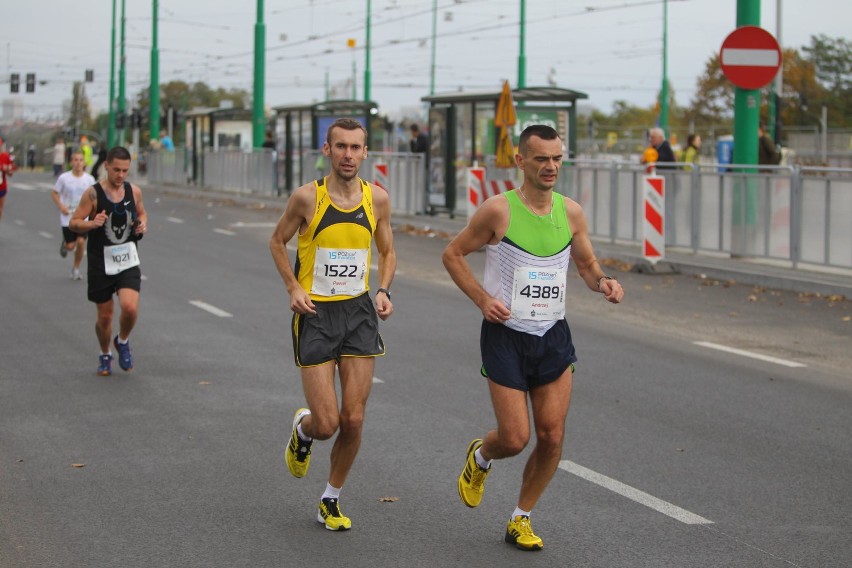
372, 162, 388, 191
643, 175, 665, 264
466, 167, 486, 217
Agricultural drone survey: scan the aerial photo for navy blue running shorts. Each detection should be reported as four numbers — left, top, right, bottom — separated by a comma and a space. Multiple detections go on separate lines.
292, 293, 385, 368
480, 319, 577, 391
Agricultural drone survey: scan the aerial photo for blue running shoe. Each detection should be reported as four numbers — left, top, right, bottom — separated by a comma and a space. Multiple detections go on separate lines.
113, 336, 134, 371
97, 354, 113, 376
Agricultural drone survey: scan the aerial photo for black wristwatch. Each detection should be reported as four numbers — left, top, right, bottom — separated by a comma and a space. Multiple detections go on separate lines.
376, 287, 391, 299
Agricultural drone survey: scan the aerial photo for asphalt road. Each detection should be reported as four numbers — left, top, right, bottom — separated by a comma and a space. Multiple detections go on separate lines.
1, 172, 850, 568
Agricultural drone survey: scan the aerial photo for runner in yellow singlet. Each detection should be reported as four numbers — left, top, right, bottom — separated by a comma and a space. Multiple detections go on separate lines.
269, 118, 396, 531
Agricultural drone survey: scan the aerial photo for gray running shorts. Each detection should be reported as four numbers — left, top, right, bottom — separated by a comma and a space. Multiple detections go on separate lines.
292, 293, 385, 368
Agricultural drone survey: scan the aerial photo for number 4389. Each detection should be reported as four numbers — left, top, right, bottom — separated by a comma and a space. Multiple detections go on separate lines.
519, 285, 561, 299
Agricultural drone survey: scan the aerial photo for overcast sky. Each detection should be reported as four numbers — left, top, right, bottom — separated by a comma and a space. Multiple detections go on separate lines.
3, 0, 848, 122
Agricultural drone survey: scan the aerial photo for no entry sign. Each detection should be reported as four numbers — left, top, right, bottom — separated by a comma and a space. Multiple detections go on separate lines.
720, 26, 782, 90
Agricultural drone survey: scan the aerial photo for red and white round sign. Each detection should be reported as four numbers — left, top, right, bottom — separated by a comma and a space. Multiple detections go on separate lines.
720, 26, 782, 90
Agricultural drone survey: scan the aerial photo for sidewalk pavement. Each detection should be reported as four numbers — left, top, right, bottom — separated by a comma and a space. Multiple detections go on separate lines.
148, 182, 852, 299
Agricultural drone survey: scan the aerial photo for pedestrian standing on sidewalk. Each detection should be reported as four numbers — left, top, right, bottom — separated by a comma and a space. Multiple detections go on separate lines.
443, 124, 624, 551
269, 118, 396, 531
52, 138, 66, 177
69, 147, 148, 376
52, 150, 95, 280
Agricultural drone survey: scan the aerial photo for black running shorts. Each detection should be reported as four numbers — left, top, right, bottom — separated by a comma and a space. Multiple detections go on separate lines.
87, 266, 142, 304
292, 293, 385, 368
480, 319, 577, 391
62, 226, 87, 243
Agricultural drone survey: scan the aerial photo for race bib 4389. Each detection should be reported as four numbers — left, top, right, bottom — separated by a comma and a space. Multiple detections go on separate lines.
510, 267, 566, 321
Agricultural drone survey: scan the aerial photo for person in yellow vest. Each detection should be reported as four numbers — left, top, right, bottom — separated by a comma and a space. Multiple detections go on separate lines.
682, 134, 702, 171
269, 117, 397, 531
79, 136, 93, 172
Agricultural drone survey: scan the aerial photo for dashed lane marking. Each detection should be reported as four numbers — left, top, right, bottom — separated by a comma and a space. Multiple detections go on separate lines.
213, 228, 237, 236
372, 377, 383, 384
13, 219, 25, 226
38, 231, 53, 239
559, 460, 714, 525
189, 300, 233, 318
166, 217, 185, 224
693, 341, 806, 368
229, 221, 277, 228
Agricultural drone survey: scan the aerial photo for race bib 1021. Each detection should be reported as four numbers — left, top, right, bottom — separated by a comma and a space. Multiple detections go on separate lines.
103, 242, 140, 275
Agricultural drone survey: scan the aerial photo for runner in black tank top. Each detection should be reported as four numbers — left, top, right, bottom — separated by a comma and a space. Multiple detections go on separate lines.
69, 147, 149, 376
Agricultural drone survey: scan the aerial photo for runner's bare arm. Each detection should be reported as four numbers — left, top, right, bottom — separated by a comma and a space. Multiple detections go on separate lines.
442, 196, 512, 322
131, 184, 147, 235
566, 199, 624, 303
51, 190, 69, 215
269, 185, 316, 314
68, 186, 106, 233
371, 184, 396, 320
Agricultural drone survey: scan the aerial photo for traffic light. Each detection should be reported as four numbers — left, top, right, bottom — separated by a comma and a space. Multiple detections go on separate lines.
25, 73, 35, 93
116, 113, 126, 129
85, 69, 94, 82
10, 73, 19, 93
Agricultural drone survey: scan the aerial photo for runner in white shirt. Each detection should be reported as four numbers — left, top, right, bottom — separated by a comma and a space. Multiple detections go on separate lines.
52, 150, 95, 280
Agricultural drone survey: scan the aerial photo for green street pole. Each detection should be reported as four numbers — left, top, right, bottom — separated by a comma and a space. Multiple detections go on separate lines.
517, 0, 526, 88
732, 0, 761, 256
733, 0, 760, 170
252, 0, 266, 148
429, 0, 437, 95
364, 0, 372, 102
107, 0, 117, 148
150, 0, 160, 142
118, 0, 126, 145
660, 0, 669, 134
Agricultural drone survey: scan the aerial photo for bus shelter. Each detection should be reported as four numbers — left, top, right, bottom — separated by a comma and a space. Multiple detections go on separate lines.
184, 107, 253, 184
273, 100, 379, 191
421, 86, 588, 216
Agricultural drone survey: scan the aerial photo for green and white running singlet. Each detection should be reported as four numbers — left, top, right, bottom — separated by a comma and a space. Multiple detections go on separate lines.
483, 190, 573, 337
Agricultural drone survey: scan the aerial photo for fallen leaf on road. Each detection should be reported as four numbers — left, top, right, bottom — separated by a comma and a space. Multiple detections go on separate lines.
643, 285, 653, 291
198, 381, 212, 385
843, 316, 851, 322
71, 463, 86, 468
379, 497, 399, 502
747, 295, 758, 302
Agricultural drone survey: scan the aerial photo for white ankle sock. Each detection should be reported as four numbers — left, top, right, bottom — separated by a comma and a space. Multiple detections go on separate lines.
512, 507, 531, 520
474, 447, 492, 470
322, 483, 341, 500
296, 422, 312, 442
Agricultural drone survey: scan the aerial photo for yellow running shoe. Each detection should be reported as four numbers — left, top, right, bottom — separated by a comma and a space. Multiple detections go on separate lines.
285, 408, 312, 478
317, 498, 352, 531
505, 515, 543, 551
458, 438, 491, 508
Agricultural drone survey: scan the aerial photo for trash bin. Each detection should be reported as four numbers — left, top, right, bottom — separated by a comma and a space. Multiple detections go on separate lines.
717, 135, 733, 172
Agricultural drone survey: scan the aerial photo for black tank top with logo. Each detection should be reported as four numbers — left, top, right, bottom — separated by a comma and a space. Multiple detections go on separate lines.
87, 182, 139, 273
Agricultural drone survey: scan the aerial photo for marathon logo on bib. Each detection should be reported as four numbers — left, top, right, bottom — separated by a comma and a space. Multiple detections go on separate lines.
510, 267, 566, 321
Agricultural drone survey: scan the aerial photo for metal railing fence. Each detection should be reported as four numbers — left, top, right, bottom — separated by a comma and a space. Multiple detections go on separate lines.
144, 149, 852, 270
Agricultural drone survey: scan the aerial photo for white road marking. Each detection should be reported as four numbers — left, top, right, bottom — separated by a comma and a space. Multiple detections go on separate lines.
372, 377, 383, 384
38, 231, 53, 239
213, 228, 237, 236
166, 217, 185, 224
189, 300, 233, 318
693, 341, 806, 368
141, 275, 148, 281
230, 221, 276, 228
14, 183, 36, 190
559, 460, 713, 525
13, 219, 25, 226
